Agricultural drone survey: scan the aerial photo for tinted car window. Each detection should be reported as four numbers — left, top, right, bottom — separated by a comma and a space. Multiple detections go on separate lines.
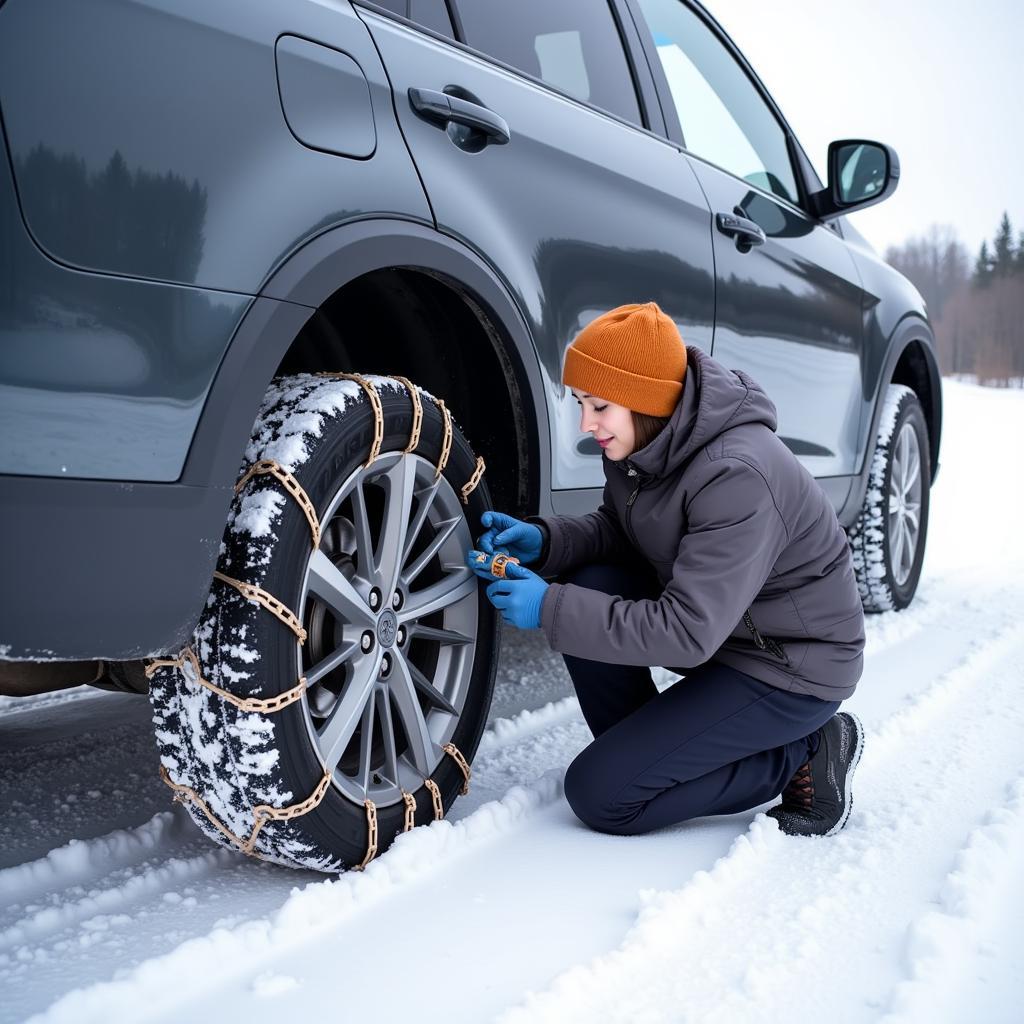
636, 0, 800, 206
360, 0, 455, 40
450, 0, 642, 126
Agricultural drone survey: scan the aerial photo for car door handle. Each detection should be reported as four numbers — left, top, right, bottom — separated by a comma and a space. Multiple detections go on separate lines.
715, 208, 766, 252
408, 87, 510, 145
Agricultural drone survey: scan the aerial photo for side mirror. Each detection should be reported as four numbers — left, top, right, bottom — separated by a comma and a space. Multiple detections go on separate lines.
808, 139, 900, 221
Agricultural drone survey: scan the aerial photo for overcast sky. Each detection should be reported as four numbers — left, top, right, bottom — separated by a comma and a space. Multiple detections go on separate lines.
700, 0, 1019, 260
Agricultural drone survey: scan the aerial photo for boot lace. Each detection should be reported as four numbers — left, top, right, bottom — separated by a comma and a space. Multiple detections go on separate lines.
781, 760, 814, 810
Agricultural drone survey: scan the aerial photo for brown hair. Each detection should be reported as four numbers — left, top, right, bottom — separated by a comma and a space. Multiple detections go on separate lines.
631, 410, 671, 453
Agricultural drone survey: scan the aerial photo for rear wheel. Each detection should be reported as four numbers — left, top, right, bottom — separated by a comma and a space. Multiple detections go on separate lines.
148, 373, 498, 871
848, 384, 931, 612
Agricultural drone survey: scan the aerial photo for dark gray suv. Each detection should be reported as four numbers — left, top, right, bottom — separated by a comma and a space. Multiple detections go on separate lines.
0, 0, 941, 871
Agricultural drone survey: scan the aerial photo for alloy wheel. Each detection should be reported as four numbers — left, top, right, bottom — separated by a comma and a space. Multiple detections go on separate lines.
296, 451, 478, 808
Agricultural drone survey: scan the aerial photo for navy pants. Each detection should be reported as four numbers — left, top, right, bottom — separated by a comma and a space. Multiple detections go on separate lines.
557, 562, 842, 835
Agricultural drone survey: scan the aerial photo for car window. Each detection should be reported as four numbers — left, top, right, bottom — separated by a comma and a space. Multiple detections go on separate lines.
360, 1, 455, 40
635, 0, 800, 206
449, 0, 643, 126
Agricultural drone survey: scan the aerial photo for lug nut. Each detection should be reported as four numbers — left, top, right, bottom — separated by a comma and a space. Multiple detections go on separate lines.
369, 588, 381, 610
360, 631, 374, 652
396, 626, 406, 646
391, 590, 403, 610
380, 653, 391, 676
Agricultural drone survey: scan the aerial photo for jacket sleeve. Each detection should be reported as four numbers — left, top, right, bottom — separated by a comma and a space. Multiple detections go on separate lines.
523, 479, 634, 579
537, 457, 791, 666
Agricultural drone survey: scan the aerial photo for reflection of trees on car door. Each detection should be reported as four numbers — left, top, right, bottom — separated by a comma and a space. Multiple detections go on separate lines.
635, 0, 867, 508
358, 0, 715, 502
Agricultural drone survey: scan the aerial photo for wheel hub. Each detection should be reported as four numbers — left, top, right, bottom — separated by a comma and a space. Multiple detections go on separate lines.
376, 608, 398, 648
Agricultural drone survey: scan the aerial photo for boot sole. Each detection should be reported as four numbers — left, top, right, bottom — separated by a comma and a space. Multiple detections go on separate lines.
823, 711, 865, 837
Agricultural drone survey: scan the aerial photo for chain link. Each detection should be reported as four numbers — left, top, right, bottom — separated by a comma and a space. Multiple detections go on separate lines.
460, 455, 485, 505
212, 571, 308, 644
234, 458, 322, 550
386, 374, 423, 454
434, 397, 453, 481
354, 800, 378, 870
158, 763, 333, 857
145, 646, 308, 714
424, 777, 444, 820
442, 741, 472, 795
316, 371, 384, 467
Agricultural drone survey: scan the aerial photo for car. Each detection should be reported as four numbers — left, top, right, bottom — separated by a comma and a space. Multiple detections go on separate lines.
0, 0, 941, 871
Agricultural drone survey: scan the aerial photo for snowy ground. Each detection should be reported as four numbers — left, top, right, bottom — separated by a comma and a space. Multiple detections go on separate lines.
2, 377, 1022, 1024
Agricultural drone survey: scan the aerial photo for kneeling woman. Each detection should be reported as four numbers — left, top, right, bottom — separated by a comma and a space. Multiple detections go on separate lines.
465, 301, 866, 838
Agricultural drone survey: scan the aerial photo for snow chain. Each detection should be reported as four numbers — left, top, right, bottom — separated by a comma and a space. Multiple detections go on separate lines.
315, 371, 486, 501
235, 459, 322, 550
150, 371, 482, 870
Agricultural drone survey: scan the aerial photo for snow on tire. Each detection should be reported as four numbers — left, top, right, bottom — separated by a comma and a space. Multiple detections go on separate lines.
847, 383, 931, 613
148, 373, 498, 872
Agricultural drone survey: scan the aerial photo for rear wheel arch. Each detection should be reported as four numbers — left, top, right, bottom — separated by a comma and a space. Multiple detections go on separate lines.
180, 219, 549, 520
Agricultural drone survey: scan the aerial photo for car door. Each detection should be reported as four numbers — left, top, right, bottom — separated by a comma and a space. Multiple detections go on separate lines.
629, 0, 867, 505
350, 0, 716, 509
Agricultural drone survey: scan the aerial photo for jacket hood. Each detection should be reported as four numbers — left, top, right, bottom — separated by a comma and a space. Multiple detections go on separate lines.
612, 345, 778, 480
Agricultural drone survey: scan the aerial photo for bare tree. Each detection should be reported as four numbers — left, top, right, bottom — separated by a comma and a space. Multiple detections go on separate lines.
884, 216, 1023, 385
885, 224, 969, 323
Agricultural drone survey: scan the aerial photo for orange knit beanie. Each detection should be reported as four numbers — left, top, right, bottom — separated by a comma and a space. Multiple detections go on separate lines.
562, 301, 687, 416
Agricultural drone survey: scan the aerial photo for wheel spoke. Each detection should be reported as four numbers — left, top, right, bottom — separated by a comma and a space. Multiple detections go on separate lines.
305, 637, 360, 687
890, 516, 906, 580
388, 651, 436, 775
317, 650, 381, 769
402, 515, 462, 588
404, 654, 458, 716
402, 477, 444, 569
408, 622, 473, 646
898, 427, 911, 488
307, 550, 375, 628
357, 687, 376, 795
398, 568, 477, 623
889, 470, 901, 508
376, 686, 400, 788
375, 456, 418, 596
903, 438, 920, 498
900, 520, 914, 578
350, 477, 375, 579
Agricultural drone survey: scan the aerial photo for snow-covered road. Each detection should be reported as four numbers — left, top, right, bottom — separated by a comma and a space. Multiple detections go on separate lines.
2, 378, 1022, 1023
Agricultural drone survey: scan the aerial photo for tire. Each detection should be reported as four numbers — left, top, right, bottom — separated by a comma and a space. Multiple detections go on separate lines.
148, 373, 499, 871
847, 383, 931, 612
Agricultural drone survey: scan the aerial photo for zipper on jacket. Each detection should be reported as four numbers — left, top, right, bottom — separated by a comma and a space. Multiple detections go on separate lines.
624, 465, 642, 544
743, 610, 791, 666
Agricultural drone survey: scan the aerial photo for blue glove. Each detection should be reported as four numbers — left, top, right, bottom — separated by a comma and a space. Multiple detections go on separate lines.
484, 561, 549, 630
466, 548, 506, 581
477, 510, 544, 565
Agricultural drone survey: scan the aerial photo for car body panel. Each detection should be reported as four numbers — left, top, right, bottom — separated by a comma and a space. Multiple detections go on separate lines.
354, 4, 717, 492
0, 0, 431, 293
0, 127, 252, 481
0, 0, 942, 661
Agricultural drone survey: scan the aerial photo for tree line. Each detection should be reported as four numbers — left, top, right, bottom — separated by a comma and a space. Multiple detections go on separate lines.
884, 212, 1024, 386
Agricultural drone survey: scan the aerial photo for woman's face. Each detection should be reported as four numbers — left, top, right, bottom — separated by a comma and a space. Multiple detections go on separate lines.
571, 388, 636, 460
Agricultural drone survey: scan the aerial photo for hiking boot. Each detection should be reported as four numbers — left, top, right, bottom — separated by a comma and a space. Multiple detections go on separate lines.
766, 711, 865, 837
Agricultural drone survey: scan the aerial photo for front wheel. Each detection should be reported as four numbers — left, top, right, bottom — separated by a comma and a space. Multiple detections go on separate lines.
847, 383, 931, 612
148, 373, 498, 871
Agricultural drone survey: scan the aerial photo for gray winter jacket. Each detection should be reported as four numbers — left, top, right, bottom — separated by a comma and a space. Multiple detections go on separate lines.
525, 345, 865, 702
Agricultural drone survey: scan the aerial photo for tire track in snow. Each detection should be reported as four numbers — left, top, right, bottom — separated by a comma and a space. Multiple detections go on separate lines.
0, 810, 232, 952
19, 578, 1022, 1024
0, 696, 589, 964
878, 771, 1024, 1023
0, 559, 979, 900
493, 610, 1024, 1023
